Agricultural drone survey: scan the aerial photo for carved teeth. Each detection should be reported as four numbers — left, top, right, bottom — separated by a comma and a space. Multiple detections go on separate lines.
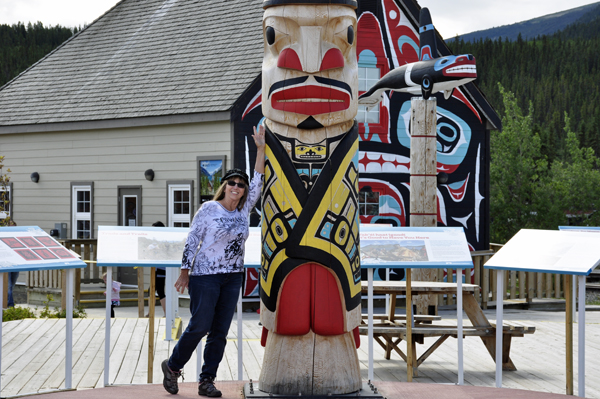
447, 65, 476, 74
359, 151, 410, 174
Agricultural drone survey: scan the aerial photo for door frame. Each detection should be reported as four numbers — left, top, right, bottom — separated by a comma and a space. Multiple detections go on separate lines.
117, 186, 142, 227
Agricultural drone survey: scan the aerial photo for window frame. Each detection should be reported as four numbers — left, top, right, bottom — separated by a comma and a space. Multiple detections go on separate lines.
167, 180, 194, 228
358, 189, 380, 217
0, 182, 13, 221
357, 61, 389, 138
357, 65, 382, 124
70, 182, 94, 239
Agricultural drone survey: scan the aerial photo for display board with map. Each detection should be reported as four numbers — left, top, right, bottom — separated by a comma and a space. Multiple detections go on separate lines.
0, 226, 85, 271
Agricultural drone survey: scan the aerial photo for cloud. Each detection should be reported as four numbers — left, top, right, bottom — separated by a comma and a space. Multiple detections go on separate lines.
0, 0, 120, 27
419, 0, 599, 38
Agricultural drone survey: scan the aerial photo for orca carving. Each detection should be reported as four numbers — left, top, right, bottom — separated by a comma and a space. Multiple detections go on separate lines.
359, 7, 476, 105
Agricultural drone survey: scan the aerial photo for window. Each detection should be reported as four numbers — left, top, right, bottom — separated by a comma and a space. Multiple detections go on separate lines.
358, 190, 379, 216
357, 67, 381, 124
71, 183, 93, 239
0, 182, 12, 221
168, 182, 193, 228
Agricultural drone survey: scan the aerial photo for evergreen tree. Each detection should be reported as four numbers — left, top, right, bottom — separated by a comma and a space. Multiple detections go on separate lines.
0, 22, 75, 87
490, 85, 547, 243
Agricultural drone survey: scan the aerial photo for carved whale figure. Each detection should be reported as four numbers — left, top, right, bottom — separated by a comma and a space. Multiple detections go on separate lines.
358, 7, 476, 106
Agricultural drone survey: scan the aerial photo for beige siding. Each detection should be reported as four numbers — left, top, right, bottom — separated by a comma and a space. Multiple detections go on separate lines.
0, 120, 232, 236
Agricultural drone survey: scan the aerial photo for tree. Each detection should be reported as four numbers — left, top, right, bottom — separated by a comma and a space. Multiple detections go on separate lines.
490, 84, 547, 243
547, 113, 600, 227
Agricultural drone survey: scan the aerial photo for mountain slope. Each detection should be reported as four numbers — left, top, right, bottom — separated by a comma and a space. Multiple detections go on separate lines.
449, 2, 600, 42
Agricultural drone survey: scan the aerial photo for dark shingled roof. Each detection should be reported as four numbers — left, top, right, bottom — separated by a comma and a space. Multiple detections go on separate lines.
0, 0, 265, 127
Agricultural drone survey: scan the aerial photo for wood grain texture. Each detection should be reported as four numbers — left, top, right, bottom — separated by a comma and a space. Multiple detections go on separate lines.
259, 330, 361, 395
313, 333, 361, 394
259, 331, 315, 395
409, 97, 438, 315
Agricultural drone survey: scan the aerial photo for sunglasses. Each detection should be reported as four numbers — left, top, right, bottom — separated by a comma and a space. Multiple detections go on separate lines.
226, 180, 246, 189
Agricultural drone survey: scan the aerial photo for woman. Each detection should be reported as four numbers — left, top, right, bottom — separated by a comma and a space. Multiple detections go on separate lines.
162, 125, 265, 397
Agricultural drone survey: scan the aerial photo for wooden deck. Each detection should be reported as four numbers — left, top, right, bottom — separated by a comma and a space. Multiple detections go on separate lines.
1, 309, 599, 398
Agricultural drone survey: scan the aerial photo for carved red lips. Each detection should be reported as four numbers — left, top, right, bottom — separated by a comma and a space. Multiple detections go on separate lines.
271, 85, 351, 115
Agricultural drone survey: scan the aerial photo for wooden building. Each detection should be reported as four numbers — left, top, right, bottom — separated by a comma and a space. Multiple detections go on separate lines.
0, 0, 499, 288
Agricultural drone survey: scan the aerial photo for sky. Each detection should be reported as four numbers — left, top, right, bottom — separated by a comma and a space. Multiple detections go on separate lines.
0, 0, 598, 39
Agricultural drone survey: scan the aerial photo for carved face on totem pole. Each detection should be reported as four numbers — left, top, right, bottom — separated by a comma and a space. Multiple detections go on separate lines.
259, 2, 362, 395
261, 0, 358, 134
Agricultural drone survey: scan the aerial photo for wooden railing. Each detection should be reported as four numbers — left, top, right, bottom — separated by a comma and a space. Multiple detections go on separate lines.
438, 244, 571, 309
26, 239, 102, 290
26, 239, 103, 307
25, 240, 571, 309
63, 239, 102, 284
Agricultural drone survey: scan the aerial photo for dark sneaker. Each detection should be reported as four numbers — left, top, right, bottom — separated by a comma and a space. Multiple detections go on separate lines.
198, 377, 222, 397
162, 359, 182, 394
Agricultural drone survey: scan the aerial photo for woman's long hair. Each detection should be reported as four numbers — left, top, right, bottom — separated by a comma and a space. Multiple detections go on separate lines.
212, 179, 249, 211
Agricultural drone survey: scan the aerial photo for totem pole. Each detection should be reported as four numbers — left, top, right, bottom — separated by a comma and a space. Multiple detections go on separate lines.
258, 0, 361, 395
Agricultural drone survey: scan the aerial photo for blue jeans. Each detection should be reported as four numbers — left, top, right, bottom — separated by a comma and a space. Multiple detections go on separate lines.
8, 272, 19, 308
168, 273, 242, 380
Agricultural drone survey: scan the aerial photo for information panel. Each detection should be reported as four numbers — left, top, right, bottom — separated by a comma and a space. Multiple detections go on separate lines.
360, 227, 473, 268
0, 226, 86, 272
485, 228, 600, 275
244, 226, 473, 268
97, 226, 188, 267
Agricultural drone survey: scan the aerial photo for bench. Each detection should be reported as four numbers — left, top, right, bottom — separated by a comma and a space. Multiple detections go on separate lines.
358, 320, 535, 371
361, 313, 441, 325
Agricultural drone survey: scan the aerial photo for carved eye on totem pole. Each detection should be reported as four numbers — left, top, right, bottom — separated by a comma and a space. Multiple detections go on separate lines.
261, 3, 358, 131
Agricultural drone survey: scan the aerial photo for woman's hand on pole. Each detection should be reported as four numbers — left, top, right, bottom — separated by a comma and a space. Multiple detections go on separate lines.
252, 124, 266, 174
174, 268, 190, 294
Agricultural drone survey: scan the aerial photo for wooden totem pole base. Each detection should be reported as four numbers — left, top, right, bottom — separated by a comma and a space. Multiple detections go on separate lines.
259, 331, 361, 395
410, 97, 439, 316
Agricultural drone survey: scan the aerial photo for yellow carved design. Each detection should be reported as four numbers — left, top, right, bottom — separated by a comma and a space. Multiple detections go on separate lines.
262, 250, 288, 297
299, 138, 361, 299
265, 146, 302, 214
263, 198, 276, 223
271, 217, 289, 243
261, 145, 304, 297
265, 231, 276, 253
294, 143, 327, 161
334, 220, 350, 247
345, 235, 355, 258
264, 161, 272, 183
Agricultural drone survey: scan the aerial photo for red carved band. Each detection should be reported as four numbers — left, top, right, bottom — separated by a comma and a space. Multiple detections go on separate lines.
275, 263, 345, 336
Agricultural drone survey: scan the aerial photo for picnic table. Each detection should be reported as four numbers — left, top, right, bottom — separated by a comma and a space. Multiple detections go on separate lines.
359, 281, 535, 376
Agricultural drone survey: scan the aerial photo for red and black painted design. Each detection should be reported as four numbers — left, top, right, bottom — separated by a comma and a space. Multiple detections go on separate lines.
35, 236, 61, 247
32, 248, 59, 260
0, 237, 26, 249
50, 247, 76, 259
16, 236, 44, 248
15, 249, 41, 261
232, 0, 500, 297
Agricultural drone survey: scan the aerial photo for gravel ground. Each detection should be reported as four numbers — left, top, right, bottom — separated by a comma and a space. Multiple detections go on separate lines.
587, 289, 600, 304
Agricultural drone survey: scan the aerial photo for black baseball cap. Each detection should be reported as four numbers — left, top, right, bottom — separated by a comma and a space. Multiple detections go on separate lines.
222, 169, 249, 185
